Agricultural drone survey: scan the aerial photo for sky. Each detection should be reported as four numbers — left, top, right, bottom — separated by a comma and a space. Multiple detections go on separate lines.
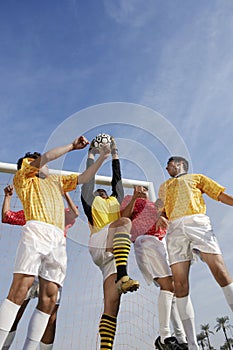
1, 0, 233, 348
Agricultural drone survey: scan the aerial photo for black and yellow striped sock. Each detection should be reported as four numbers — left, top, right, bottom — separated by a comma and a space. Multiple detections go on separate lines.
113, 232, 131, 281
99, 313, 117, 350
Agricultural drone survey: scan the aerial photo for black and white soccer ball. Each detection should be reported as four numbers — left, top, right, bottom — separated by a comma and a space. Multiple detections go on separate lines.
93, 133, 111, 148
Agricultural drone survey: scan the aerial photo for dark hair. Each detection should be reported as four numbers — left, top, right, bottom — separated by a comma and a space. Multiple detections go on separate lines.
167, 156, 189, 172
94, 188, 107, 195
17, 152, 41, 170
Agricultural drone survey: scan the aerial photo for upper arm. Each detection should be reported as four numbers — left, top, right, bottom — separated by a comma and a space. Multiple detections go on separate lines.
81, 157, 95, 224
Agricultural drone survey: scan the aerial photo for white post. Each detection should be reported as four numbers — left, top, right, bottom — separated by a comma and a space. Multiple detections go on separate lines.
0, 162, 156, 201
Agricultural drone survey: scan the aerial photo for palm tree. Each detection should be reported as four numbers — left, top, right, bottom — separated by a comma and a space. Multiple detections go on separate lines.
215, 316, 233, 350
197, 331, 207, 350
220, 338, 233, 350
201, 323, 214, 349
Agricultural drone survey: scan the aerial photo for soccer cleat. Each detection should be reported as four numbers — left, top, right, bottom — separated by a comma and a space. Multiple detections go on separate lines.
116, 275, 140, 295
155, 336, 181, 350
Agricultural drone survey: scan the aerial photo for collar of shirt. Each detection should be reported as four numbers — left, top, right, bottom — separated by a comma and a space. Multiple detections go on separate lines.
174, 172, 187, 178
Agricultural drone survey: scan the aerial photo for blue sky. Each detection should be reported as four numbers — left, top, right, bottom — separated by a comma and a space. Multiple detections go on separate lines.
1, 0, 233, 348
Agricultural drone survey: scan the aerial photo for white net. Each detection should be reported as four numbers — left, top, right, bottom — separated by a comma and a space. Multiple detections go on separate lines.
0, 164, 160, 350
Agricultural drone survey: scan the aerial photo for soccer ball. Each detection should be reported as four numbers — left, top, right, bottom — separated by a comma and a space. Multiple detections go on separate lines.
93, 133, 111, 148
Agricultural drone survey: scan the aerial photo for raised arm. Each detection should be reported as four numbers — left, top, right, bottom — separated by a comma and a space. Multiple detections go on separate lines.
110, 137, 124, 203
78, 145, 110, 184
30, 136, 90, 169
81, 143, 110, 224
2, 185, 14, 222
120, 186, 143, 218
2, 185, 26, 225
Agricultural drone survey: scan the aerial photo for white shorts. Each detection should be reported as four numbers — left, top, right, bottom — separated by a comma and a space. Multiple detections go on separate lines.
134, 235, 172, 286
25, 278, 62, 305
14, 220, 67, 287
166, 214, 222, 265
88, 227, 116, 282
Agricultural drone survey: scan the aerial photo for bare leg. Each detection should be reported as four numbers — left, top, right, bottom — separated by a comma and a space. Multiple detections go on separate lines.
0, 273, 35, 348
22, 278, 58, 350
99, 273, 120, 350
171, 262, 198, 350
41, 305, 59, 345
201, 252, 233, 311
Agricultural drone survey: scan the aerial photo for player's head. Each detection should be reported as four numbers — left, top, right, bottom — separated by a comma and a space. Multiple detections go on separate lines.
134, 185, 149, 199
166, 156, 189, 177
94, 188, 109, 199
17, 152, 41, 170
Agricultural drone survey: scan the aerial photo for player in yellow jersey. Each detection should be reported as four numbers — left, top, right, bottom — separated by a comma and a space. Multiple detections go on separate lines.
157, 156, 233, 350
0, 136, 110, 350
81, 137, 139, 350
1, 185, 79, 350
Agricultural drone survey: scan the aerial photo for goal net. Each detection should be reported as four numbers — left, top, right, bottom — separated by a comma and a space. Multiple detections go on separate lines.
0, 162, 160, 350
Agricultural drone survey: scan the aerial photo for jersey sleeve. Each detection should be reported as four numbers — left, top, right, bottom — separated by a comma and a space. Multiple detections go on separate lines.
198, 174, 225, 201
81, 158, 95, 225
2, 210, 26, 226
61, 174, 78, 193
111, 159, 124, 204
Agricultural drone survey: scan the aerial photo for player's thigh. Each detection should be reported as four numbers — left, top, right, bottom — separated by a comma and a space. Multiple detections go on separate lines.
201, 252, 233, 286
7, 273, 35, 303
37, 277, 59, 312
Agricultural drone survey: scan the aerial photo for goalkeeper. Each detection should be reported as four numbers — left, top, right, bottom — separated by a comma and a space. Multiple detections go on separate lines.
81, 136, 139, 350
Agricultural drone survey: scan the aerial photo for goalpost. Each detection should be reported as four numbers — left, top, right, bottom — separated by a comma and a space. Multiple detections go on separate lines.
0, 162, 159, 350
0, 162, 156, 201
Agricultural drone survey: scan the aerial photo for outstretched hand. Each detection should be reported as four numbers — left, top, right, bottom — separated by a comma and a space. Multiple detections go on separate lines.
99, 144, 111, 158
89, 139, 100, 155
110, 136, 117, 149
72, 136, 90, 150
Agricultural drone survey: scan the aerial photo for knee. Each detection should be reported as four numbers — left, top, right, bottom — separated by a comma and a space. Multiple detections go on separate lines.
111, 217, 131, 230
38, 296, 57, 314
8, 285, 29, 305
174, 280, 189, 297
215, 271, 232, 287
157, 277, 174, 293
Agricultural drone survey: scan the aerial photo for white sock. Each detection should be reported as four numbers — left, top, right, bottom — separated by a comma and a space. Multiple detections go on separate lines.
222, 282, 233, 311
176, 296, 199, 349
40, 342, 53, 349
22, 309, 50, 350
0, 299, 21, 348
2, 330, 17, 349
158, 290, 173, 342
170, 296, 187, 344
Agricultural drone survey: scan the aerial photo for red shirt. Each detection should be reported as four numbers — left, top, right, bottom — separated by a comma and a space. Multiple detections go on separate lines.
2, 210, 25, 226
121, 195, 166, 243
3, 209, 76, 237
